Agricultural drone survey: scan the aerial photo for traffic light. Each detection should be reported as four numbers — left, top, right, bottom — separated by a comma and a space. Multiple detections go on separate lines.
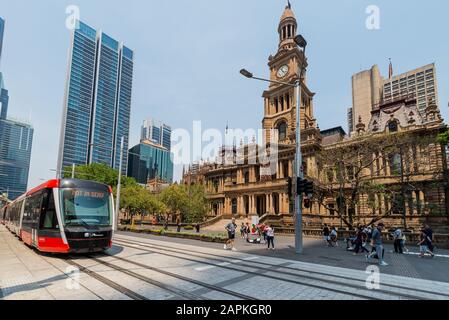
297, 178, 314, 197
297, 178, 307, 195
305, 180, 314, 197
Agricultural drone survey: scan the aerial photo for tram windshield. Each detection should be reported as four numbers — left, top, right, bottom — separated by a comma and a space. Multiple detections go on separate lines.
60, 189, 112, 227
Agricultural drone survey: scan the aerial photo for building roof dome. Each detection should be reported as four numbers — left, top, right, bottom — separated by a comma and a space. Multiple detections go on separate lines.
281, 6, 296, 21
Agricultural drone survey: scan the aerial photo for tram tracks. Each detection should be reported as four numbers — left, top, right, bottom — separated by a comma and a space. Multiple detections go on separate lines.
61, 253, 257, 300
64, 258, 148, 300
113, 236, 449, 301
91, 253, 257, 300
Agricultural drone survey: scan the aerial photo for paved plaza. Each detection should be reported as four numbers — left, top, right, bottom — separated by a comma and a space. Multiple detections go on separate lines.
1, 225, 449, 300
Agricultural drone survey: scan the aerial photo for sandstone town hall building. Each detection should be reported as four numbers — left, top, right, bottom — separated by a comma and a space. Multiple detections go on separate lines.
182, 3, 449, 230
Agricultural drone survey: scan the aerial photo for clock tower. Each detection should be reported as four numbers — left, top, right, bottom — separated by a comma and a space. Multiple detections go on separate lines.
262, 3, 318, 145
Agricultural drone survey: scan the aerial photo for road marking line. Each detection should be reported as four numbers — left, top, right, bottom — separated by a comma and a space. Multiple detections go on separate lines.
194, 256, 259, 271
403, 252, 449, 258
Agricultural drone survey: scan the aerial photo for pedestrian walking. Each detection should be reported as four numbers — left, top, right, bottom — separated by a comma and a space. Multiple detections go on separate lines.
240, 223, 246, 239
401, 232, 409, 253
423, 224, 435, 254
244, 222, 250, 239
323, 224, 332, 247
366, 223, 388, 266
353, 227, 369, 255
393, 227, 404, 254
418, 228, 435, 258
330, 227, 338, 247
195, 223, 201, 234
224, 218, 238, 251
176, 215, 182, 232
266, 225, 275, 250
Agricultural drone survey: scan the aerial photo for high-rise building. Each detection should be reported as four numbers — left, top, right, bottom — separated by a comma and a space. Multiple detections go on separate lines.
141, 118, 172, 151
0, 118, 34, 200
57, 21, 134, 175
0, 76, 8, 120
127, 140, 174, 185
0, 17, 5, 64
350, 63, 439, 135
0, 17, 34, 200
351, 65, 382, 134
0, 17, 7, 120
382, 64, 438, 115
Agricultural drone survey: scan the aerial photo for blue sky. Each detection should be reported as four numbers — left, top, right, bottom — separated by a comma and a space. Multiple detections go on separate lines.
0, 0, 448, 188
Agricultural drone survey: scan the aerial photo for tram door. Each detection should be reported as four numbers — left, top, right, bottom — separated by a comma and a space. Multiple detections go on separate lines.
22, 191, 43, 247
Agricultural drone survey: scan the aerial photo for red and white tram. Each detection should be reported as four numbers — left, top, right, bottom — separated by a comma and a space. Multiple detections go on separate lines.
1, 179, 115, 253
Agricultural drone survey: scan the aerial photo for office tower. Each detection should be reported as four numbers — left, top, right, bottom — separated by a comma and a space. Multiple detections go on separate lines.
351, 65, 382, 133
0, 118, 34, 200
382, 64, 438, 115
0, 75, 8, 120
141, 118, 172, 151
161, 124, 172, 151
350, 63, 439, 135
0, 17, 7, 119
127, 140, 174, 185
0, 17, 34, 200
57, 21, 134, 175
0, 17, 4, 64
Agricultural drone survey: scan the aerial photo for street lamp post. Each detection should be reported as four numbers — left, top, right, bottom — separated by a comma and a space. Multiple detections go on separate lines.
115, 137, 125, 232
240, 34, 307, 254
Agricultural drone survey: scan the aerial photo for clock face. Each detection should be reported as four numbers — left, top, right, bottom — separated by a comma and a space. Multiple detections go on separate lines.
277, 65, 289, 78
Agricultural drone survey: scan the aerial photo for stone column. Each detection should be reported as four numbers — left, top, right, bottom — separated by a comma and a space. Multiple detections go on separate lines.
411, 191, 417, 215
248, 196, 252, 215
225, 198, 231, 215
288, 161, 293, 177
249, 195, 254, 215
279, 161, 284, 179
279, 194, 284, 213
419, 191, 426, 214
385, 153, 391, 176
252, 196, 257, 216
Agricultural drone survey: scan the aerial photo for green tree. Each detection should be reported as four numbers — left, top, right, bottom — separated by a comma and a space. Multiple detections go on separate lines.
63, 163, 138, 188
160, 184, 208, 223
147, 196, 167, 218
185, 184, 208, 223
160, 184, 188, 219
437, 129, 449, 145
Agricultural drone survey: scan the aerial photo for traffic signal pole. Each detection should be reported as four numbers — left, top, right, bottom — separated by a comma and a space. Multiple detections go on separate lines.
294, 81, 304, 254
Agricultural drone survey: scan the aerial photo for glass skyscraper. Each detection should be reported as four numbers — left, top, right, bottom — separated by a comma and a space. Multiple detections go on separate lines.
0, 17, 7, 120
141, 118, 172, 151
57, 21, 134, 175
0, 17, 4, 63
0, 16, 34, 200
127, 140, 174, 185
0, 118, 34, 200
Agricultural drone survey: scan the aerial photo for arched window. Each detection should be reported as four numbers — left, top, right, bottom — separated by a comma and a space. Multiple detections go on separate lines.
277, 122, 288, 141
388, 121, 398, 133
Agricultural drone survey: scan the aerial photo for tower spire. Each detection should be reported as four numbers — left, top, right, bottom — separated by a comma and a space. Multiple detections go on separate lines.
287, 0, 291, 9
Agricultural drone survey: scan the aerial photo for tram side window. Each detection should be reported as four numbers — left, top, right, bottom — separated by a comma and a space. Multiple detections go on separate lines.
40, 191, 58, 230
11, 202, 20, 223
24, 193, 42, 225
8, 200, 22, 225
